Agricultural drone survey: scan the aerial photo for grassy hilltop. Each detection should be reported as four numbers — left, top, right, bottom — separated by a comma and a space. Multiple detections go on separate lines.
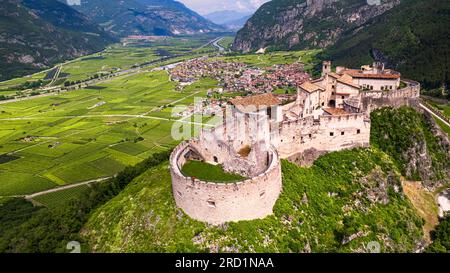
0, 107, 448, 253
79, 107, 449, 253
81, 147, 424, 253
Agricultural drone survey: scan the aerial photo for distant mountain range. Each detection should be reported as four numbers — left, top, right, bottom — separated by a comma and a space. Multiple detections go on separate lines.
63, 0, 224, 36
204, 10, 252, 30
233, 0, 401, 52
0, 0, 114, 81
233, 0, 450, 89
0, 0, 226, 82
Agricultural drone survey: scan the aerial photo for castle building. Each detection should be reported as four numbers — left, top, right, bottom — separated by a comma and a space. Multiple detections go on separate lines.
169, 60, 420, 225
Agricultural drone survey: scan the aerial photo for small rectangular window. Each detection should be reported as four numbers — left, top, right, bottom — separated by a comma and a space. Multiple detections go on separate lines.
357, 129, 361, 134
330, 132, 334, 137
207, 200, 216, 208
341, 131, 345, 136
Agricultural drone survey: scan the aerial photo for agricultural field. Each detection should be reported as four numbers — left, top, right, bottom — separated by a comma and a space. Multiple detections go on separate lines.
58, 47, 159, 83
32, 184, 91, 209
432, 103, 450, 119
216, 50, 321, 71
0, 35, 220, 94
217, 36, 235, 50
0, 70, 217, 197
0, 36, 322, 204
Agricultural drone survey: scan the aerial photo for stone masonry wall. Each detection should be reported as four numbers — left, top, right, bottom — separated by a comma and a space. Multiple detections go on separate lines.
360, 80, 420, 113
275, 113, 371, 159
170, 142, 282, 225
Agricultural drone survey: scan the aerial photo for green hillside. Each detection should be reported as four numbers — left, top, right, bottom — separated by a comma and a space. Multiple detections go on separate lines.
0, 107, 447, 253
0, 0, 114, 81
371, 107, 450, 187
233, 0, 400, 52
81, 148, 423, 253
325, 0, 450, 90
234, 0, 449, 90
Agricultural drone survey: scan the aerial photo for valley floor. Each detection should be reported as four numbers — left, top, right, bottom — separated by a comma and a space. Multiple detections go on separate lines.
0, 36, 317, 208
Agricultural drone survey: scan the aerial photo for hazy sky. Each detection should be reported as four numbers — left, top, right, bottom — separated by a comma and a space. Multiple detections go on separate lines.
178, 0, 270, 15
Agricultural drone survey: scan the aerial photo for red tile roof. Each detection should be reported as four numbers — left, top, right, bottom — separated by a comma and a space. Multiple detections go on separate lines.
344, 70, 400, 79
230, 93, 281, 107
299, 82, 324, 93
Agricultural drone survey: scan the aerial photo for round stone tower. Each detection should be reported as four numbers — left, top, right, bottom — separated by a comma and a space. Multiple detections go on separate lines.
169, 140, 282, 225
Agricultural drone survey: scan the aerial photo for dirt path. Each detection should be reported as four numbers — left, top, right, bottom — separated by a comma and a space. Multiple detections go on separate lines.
48, 65, 62, 86
25, 177, 111, 199
419, 103, 450, 128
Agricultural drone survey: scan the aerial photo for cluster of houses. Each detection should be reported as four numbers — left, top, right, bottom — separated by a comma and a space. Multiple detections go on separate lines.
169, 58, 310, 93
170, 59, 405, 127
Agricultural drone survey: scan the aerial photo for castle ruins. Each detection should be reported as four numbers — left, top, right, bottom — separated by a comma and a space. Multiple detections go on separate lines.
169, 61, 421, 225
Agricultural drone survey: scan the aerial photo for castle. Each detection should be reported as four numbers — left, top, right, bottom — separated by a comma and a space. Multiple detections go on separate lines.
170, 61, 421, 225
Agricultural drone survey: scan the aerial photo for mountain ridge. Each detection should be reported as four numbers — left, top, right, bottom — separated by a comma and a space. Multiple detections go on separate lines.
0, 0, 115, 81
63, 0, 224, 37
232, 0, 401, 52
232, 0, 449, 89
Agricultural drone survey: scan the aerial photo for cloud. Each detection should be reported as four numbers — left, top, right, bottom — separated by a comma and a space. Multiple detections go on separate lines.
179, 0, 270, 15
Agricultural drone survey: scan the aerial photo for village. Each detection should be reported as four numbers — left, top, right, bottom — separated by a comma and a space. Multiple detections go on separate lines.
169, 57, 310, 93
168, 57, 311, 118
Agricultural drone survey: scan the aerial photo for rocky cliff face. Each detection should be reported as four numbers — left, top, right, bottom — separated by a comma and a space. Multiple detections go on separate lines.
65, 0, 224, 37
0, 0, 114, 81
233, 0, 400, 52
370, 107, 450, 191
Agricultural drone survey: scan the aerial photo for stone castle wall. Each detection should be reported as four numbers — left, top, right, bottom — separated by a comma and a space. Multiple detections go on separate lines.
169, 79, 420, 224
170, 141, 282, 225
359, 80, 421, 112
275, 113, 371, 160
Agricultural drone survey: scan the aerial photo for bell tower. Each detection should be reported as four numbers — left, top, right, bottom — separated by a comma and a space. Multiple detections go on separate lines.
322, 61, 332, 77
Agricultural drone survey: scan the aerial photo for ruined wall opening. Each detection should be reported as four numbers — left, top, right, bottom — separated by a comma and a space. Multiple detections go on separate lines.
207, 200, 216, 208
184, 147, 204, 162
